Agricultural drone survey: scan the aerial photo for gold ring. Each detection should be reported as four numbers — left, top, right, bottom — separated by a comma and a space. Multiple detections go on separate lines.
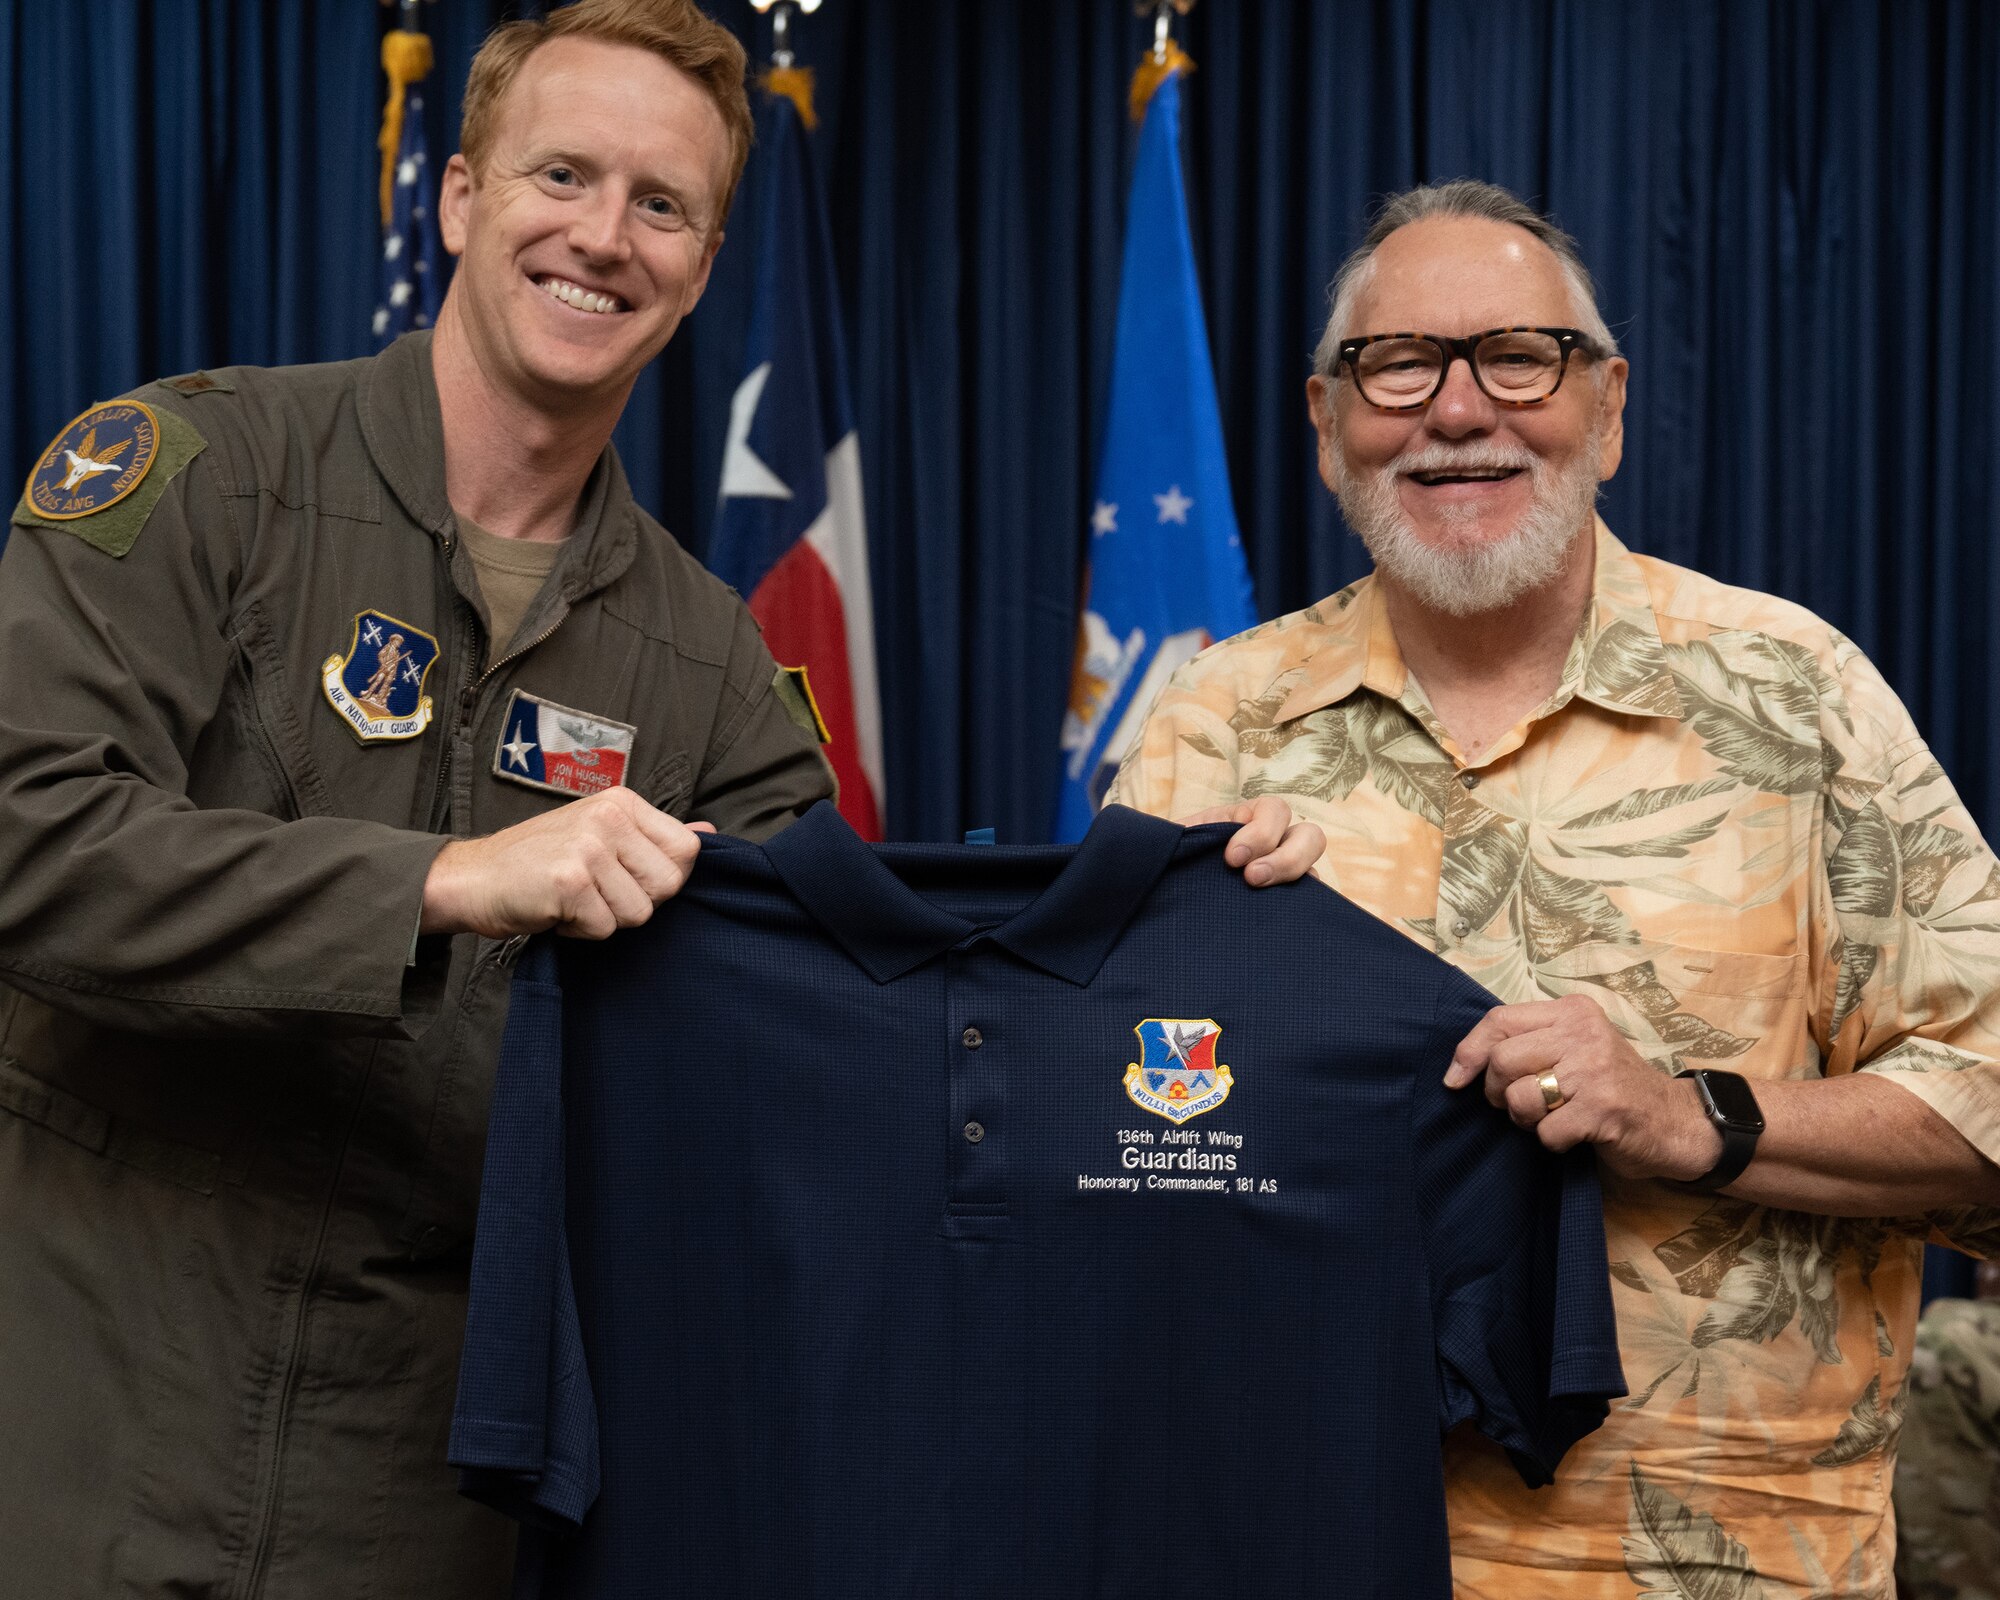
1537, 1071, 1566, 1111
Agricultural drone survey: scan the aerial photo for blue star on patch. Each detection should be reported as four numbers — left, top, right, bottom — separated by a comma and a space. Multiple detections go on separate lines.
24, 401, 160, 520
320, 610, 440, 742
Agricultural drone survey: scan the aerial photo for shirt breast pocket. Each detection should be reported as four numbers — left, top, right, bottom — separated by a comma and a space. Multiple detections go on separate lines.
1544, 942, 1808, 1080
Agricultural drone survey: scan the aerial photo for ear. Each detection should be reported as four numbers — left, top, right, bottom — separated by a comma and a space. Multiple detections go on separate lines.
438, 153, 474, 258
1594, 356, 1630, 482
1305, 373, 1341, 495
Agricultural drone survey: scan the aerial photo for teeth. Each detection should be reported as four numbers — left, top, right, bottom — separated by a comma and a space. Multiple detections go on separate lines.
540, 277, 621, 314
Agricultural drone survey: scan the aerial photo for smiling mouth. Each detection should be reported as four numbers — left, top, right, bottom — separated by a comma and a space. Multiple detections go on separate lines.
535, 274, 629, 315
1407, 467, 1523, 487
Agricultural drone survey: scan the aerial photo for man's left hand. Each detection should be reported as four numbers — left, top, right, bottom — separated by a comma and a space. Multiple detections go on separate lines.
1178, 798, 1324, 888
1444, 994, 1724, 1182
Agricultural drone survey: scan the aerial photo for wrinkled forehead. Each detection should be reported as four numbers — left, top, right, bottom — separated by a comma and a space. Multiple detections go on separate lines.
1350, 216, 1581, 336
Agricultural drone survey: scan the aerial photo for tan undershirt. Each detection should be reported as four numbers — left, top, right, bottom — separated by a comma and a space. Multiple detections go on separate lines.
456, 515, 565, 664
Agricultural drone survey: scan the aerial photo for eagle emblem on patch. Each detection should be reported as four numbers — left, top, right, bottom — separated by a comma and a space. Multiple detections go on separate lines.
24, 401, 160, 520
493, 689, 635, 799
1124, 1018, 1233, 1124
321, 610, 440, 742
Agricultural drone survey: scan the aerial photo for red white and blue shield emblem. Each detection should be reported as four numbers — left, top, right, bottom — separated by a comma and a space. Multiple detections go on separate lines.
1123, 1017, 1233, 1124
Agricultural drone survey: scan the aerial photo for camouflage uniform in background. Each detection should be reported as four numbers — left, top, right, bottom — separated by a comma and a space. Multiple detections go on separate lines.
1895, 1296, 2000, 1600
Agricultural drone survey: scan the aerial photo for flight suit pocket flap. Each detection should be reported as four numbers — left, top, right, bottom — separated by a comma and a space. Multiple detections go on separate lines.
0, 1056, 110, 1152
0, 1057, 223, 1195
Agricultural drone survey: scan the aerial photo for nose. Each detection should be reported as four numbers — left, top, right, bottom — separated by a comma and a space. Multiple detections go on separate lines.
1425, 351, 1497, 439
567, 184, 633, 268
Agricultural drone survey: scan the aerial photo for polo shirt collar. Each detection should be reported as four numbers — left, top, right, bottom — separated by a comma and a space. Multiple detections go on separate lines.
1273, 519, 1680, 727
762, 801, 1185, 987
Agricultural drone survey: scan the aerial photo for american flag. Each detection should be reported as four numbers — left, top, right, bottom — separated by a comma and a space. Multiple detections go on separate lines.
372, 86, 444, 347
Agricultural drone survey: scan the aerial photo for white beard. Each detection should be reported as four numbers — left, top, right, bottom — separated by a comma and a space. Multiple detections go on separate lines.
1330, 427, 1604, 617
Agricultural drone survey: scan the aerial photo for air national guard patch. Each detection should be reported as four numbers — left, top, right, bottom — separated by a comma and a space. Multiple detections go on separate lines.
493, 689, 635, 799
321, 610, 440, 742
24, 401, 160, 521
1124, 1018, 1233, 1124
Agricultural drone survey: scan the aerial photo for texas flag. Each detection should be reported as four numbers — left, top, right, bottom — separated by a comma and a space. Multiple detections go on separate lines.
708, 82, 883, 839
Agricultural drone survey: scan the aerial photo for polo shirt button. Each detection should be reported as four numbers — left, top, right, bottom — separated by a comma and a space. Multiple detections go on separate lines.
963, 1120, 986, 1144
1451, 917, 1471, 938
962, 1026, 983, 1049
1460, 771, 1480, 790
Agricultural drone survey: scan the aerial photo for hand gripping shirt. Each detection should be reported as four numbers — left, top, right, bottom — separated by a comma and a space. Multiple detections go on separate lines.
1106, 522, 2000, 1598
449, 801, 1625, 1599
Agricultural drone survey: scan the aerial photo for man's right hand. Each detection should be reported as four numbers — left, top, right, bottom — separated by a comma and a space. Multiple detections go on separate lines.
420, 787, 713, 940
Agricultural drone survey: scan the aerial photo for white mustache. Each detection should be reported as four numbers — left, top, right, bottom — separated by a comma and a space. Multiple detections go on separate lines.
1393, 443, 1538, 477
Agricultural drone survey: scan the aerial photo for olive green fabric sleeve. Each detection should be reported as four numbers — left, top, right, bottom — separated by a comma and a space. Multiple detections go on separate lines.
689, 601, 838, 843
0, 443, 450, 1040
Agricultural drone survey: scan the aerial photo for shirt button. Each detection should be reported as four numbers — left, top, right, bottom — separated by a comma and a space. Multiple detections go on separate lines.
1451, 917, 1471, 938
962, 1026, 983, 1049
1460, 771, 1480, 790
963, 1120, 986, 1144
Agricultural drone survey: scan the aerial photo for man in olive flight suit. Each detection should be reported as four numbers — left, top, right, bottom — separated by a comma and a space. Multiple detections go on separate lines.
0, 5, 829, 1595
0, 3, 1325, 1594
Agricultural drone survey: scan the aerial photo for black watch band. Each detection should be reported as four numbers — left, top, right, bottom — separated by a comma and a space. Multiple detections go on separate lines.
1675, 1069, 1765, 1194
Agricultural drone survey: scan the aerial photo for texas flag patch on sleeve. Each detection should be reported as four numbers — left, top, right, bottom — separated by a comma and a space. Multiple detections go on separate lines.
492, 689, 636, 799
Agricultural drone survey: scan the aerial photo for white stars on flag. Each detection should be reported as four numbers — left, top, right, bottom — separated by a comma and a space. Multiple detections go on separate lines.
1090, 501, 1118, 536
373, 83, 442, 346
1153, 484, 1193, 524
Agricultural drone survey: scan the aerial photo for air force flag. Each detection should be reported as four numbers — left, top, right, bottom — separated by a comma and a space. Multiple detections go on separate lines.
1054, 70, 1257, 841
709, 84, 884, 840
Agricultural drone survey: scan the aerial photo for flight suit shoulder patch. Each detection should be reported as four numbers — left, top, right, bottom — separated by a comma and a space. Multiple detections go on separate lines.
12, 400, 208, 558
773, 664, 832, 745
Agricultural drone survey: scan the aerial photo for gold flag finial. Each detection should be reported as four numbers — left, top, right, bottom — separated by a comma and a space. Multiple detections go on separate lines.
378, 29, 435, 228
1129, 1, 1196, 122
761, 66, 820, 130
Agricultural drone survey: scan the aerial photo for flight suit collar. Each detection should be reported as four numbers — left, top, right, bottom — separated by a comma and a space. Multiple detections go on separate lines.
356, 330, 638, 605
762, 801, 1187, 987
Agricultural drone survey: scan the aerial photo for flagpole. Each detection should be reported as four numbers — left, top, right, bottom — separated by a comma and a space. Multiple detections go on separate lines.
749, 0, 826, 72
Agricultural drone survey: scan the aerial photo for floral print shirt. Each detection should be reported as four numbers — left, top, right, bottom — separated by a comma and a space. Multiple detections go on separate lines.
1107, 523, 2000, 1598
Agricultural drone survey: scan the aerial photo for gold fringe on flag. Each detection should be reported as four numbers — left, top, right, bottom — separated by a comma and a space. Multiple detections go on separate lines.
760, 65, 819, 130
378, 29, 436, 228
1128, 39, 1195, 123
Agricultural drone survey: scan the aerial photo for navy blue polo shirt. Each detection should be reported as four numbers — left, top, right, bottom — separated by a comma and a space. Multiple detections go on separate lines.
450, 802, 1623, 1599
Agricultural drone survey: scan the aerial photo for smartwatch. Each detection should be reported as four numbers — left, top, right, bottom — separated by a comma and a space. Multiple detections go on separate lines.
1675, 1069, 1765, 1193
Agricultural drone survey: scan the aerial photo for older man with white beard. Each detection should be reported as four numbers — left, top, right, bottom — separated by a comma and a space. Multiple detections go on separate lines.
1107, 180, 2000, 1597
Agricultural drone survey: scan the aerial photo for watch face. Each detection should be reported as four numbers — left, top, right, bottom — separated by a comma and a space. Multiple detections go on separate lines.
1692, 1070, 1765, 1135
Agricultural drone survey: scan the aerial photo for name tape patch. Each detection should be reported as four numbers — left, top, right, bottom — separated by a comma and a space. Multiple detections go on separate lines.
493, 689, 635, 799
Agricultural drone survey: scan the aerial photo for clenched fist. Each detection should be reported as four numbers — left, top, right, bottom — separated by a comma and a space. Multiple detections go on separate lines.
420, 787, 713, 940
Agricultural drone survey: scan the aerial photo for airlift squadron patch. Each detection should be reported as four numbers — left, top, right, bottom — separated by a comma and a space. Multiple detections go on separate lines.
321, 610, 440, 742
13, 400, 208, 558
1123, 1017, 1234, 1124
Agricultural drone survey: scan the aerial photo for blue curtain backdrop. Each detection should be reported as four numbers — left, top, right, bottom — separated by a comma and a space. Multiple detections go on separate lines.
5, 0, 1997, 849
